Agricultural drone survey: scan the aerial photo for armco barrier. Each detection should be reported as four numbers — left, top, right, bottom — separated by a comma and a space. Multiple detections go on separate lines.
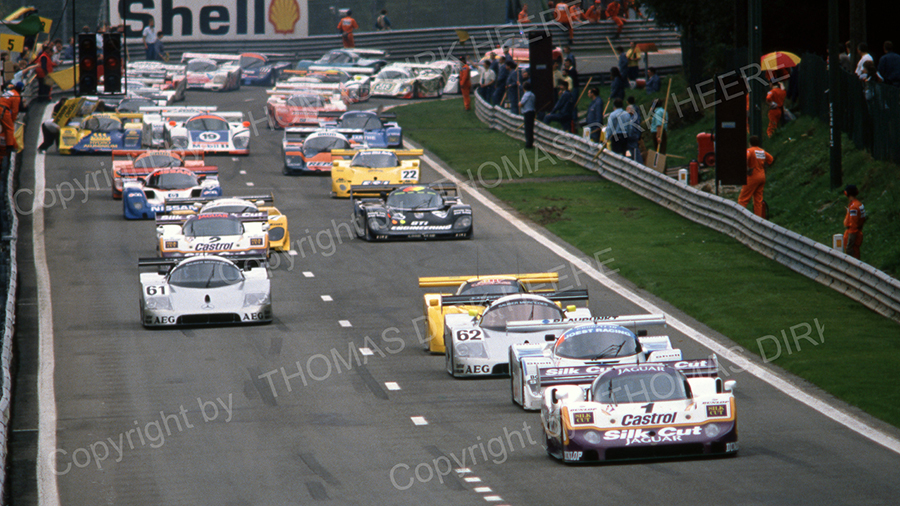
473, 92, 900, 322
0, 149, 18, 502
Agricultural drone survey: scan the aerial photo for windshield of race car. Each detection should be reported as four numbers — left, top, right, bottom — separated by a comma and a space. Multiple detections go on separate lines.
592, 369, 690, 404
240, 55, 266, 70
287, 94, 326, 107
339, 113, 383, 130
555, 326, 640, 360
147, 171, 198, 190
318, 51, 353, 64
168, 259, 243, 288
186, 116, 230, 131
83, 116, 122, 132
183, 216, 243, 237
480, 299, 564, 330
135, 154, 184, 169
350, 151, 398, 168
117, 98, 155, 113
201, 204, 257, 214
457, 279, 525, 296
303, 135, 350, 156
187, 59, 218, 72
386, 187, 442, 209
376, 68, 411, 80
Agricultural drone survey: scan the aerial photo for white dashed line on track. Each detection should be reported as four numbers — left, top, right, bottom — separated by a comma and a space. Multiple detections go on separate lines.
339, 320, 352, 327
288, 250, 297, 256
384, 382, 401, 390
474, 486, 492, 493
239, 170, 247, 175
302, 271, 314, 277
464, 476, 482, 483
410, 416, 428, 426
321, 295, 333, 301
246, 182, 254, 186
359, 348, 374, 356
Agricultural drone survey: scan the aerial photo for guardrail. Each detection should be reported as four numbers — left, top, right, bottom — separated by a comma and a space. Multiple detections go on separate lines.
474, 93, 900, 322
0, 148, 19, 502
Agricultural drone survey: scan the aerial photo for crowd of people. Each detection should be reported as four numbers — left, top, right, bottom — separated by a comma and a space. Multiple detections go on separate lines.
515, 1, 646, 42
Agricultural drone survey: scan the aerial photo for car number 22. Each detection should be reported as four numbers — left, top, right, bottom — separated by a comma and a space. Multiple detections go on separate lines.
457, 329, 482, 341
146, 285, 167, 295
401, 169, 418, 180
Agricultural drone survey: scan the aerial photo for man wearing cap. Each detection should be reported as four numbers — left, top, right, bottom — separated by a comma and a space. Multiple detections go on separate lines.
842, 185, 866, 259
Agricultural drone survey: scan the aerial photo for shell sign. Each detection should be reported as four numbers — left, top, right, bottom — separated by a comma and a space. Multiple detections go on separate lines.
111, 0, 308, 41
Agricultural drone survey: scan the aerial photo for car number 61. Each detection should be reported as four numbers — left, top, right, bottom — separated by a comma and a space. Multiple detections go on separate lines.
146, 285, 167, 296
457, 329, 482, 341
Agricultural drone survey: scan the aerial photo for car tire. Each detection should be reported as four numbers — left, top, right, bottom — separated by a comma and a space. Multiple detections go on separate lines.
445, 337, 455, 377
353, 210, 366, 238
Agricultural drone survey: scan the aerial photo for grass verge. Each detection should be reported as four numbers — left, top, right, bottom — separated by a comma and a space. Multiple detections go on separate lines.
395, 97, 900, 427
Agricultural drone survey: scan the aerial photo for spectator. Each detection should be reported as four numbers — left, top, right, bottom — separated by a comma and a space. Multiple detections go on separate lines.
520, 81, 536, 148
543, 81, 576, 132
155, 31, 166, 62
855, 42, 872, 79
624, 0, 644, 19
766, 81, 786, 137
34, 44, 55, 101
625, 41, 641, 81
609, 66, 626, 100
479, 60, 496, 102
18, 46, 32, 64
649, 98, 667, 153
142, 18, 157, 61
489, 54, 500, 79
563, 45, 577, 71
561, 67, 574, 94
376, 9, 392, 31
584, 87, 604, 142
4, 83, 21, 121
338, 10, 359, 48
877, 41, 900, 86
625, 96, 644, 163
842, 184, 866, 259
0, 52, 11, 88
569, 2, 585, 24
506, 61, 521, 113
554, 1, 574, 44
11, 61, 32, 89
61, 37, 74, 60
861, 60, 882, 104
645, 67, 660, 93
839, 41, 854, 73
493, 56, 510, 106
616, 46, 628, 85
564, 58, 579, 96
585, 1, 603, 23
459, 55, 472, 111
38, 99, 66, 153
606, 98, 630, 155
518, 4, 531, 24
738, 135, 774, 218
606, 1, 625, 38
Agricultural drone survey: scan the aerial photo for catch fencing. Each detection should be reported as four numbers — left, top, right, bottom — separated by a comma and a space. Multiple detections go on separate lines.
474, 92, 900, 322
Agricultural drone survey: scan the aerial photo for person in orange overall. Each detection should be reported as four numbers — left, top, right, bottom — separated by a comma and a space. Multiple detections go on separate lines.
738, 135, 774, 218
766, 81, 786, 137
606, 1, 625, 38
337, 11, 359, 48
459, 55, 472, 111
585, 0, 604, 23
518, 4, 531, 23
554, 1, 573, 43
569, 2, 585, 23
842, 184, 866, 259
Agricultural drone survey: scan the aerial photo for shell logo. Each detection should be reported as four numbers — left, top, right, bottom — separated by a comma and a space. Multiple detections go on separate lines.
269, 0, 300, 34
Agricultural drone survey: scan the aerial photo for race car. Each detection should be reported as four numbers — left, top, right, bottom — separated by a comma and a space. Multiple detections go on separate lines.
111, 149, 209, 199
330, 148, 422, 198
58, 113, 143, 154
350, 183, 473, 241
286, 111, 401, 148
139, 255, 271, 327
238, 53, 291, 85
181, 53, 242, 91
127, 61, 187, 93
444, 293, 592, 377
122, 166, 222, 220
265, 91, 346, 128
282, 128, 356, 174
279, 67, 371, 103
163, 195, 291, 252
438, 59, 481, 94
294, 49, 388, 73
418, 273, 573, 354
509, 315, 680, 410
142, 109, 251, 154
371, 63, 445, 99
542, 360, 738, 463
156, 212, 269, 258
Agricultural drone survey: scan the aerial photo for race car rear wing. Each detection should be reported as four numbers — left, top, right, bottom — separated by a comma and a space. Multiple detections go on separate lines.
155, 211, 269, 226
139, 106, 218, 113
117, 165, 219, 180
317, 111, 397, 120
163, 194, 276, 210
331, 148, 422, 158
419, 273, 560, 287
507, 314, 666, 335
538, 355, 720, 388
349, 183, 459, 200
181, 52, 241, 63
437, 289, 588, 307
112, 149, 206, 161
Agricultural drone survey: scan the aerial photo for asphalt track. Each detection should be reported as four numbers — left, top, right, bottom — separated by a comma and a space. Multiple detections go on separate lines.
10, 85, 900, 505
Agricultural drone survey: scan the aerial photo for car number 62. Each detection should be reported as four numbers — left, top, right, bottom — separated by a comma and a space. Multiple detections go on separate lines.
457, 329, 482, 341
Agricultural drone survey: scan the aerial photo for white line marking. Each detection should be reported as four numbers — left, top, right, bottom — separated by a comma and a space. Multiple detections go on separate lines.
239, 170, 247, 175
455, 468, 472, 474
246, 182, 255, 186
320, 295, 333, 301
384, 382, 401, 390
35, 105, 61, 506
464, 476, 482, 483
339, 320, 352, 327
474, 486, 492, 493
288, 250, 297, 256
484, 496, 503, 502
411, 416, 428, 426
411, 141, 900, 456
302, 271, 314, 277
359, 348, 374, 356
232, 156, 240, 161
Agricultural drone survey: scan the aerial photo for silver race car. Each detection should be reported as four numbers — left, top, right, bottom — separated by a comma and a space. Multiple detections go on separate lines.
139, 255, 271, 326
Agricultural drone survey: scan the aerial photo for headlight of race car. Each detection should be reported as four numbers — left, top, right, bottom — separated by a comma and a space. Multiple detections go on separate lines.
243, 292, 270, 307
233, 134, 250, 150
170, 136, 188, 149
399, 84, 412, 94
268, 226, 285, 242
704, 424, 721, 438
285, 155, 305, 167
367, 217, 384, 231
582, 430, 602, 445
144, 296, 172, 310
455, 341, 487, 358
387, 134, 400, 144
213, 74, 227, 84
454, 216, 472, 229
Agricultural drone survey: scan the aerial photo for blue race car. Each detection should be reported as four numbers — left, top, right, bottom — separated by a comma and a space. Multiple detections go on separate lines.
287, 111, 401, 149
122, 167, 222, 220
240, 53, 291, 85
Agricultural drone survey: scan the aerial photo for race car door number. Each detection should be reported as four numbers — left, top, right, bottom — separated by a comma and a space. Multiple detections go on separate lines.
457, 329, 482, 341
401, 170, 418, 179
146, 285, 167, 295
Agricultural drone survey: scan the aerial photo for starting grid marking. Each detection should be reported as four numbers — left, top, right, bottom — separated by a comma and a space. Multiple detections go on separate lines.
410, 416, 428, 426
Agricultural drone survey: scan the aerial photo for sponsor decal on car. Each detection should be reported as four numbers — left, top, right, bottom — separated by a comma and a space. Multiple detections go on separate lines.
563, 451, 583, 461
603, 426, 703, 445
194, 242, 235, 251
620, 412, 677, 426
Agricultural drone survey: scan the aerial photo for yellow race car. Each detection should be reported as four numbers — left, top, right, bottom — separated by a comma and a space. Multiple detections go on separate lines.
162, 195, 291, 251
419, 273, 588, 354
330, 148, 422, 198
58, 112, 144, 154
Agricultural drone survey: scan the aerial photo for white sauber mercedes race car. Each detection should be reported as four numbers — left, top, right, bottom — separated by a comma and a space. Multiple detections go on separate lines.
139, 255, 271, 327
181, 53, 242, 91
141, 107, 251, 153
156, 212, 269, 258
509, 315, 682, 410
444, 293, 591, 378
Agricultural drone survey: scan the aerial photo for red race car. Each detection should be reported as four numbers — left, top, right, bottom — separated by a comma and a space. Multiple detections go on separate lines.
265, 91, 347, 129
111, 150, 209, 199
